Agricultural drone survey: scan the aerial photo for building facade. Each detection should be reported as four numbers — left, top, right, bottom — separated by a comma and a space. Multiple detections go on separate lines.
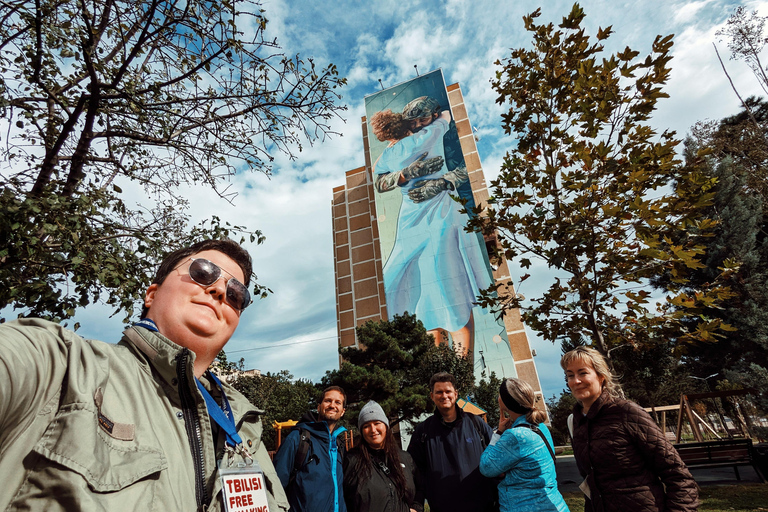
332, 70, 542, 396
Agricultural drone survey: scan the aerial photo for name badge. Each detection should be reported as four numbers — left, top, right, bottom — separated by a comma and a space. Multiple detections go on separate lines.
219, 458, 270, 512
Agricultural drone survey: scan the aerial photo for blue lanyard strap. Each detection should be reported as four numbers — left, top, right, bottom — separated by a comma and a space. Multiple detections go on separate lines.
196, 372, 242, 448
133, 318, 159, 332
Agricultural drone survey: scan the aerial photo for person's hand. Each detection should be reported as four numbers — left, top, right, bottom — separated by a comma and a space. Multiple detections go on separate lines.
401, 153, 444, 181
497, 411, 512, 434
408, 177, 451, 203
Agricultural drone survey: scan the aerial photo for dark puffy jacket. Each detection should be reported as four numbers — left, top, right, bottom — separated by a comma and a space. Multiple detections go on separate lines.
342, 446, 421, 512
407, 407, 497, 512
273, 411, 347, 512
572, 390, 699, 512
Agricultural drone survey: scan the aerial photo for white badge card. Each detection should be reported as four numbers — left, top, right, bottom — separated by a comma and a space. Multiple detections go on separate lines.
219, 465, 270, 512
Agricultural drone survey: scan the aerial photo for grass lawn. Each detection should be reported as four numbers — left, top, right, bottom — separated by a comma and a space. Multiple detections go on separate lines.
562, 484, 768, 511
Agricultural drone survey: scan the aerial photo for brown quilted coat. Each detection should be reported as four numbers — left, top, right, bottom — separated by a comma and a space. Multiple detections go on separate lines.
572, 390, 699, 512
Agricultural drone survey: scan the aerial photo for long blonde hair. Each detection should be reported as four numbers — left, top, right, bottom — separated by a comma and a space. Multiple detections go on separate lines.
560, 346, 622, 398
502, 378, 548, 424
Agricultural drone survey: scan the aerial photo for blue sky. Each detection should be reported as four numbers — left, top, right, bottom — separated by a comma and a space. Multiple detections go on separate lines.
67, 0, 768, 402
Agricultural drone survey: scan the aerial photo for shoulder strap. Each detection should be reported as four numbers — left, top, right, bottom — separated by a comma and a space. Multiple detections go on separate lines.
513, 423, 556, 466
467, 413, 489, 449
289, 428, 314, 486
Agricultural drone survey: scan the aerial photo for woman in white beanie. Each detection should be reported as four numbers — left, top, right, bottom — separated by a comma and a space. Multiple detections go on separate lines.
343, 400, 421, 512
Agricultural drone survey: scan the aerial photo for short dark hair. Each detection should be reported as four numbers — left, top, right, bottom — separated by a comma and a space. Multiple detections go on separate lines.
429, 372, 456, 392
321, 386, 347, 409
140, 239, 252, 318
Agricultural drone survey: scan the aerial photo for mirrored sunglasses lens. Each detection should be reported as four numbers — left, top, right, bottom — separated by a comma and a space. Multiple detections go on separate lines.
189, 259, 219, 286
226, 281, 251, 311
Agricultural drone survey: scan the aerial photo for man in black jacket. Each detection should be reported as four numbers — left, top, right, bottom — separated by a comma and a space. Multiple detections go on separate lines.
407, 372, 497, 512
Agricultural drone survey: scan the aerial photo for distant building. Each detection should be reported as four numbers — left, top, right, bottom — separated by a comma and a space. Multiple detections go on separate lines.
331, 69, 542, 398
214, 368, 261, 384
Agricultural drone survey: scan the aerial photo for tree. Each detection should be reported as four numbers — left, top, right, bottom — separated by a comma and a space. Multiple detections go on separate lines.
665, 103, 768, 411
718, 7, 768, 91
0, 0, 346, 323
470, 372, 503, 428
233, 370, 319, 451
468, 3, 733, 361
321, 313, 473, 429
545, 391, 577, 446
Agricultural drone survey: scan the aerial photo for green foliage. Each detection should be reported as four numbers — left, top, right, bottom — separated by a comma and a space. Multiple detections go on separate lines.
717, 7, 768, 97
233, 370, 319, 452
546, 390, 577, 446
0, 182, 264, 323
211, 350, 246, 376
0, 0, 346, 322
469, 3, 732, 359
672, 101, 768, 411
470, 372, 503, 428
321, 313, 474, 428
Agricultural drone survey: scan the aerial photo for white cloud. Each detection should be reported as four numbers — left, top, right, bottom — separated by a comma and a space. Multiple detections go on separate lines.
24, 0, 768, 403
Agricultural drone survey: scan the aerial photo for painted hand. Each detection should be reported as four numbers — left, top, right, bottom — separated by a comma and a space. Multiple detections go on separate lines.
401, 153, 444, 181
408, 177, 452, 203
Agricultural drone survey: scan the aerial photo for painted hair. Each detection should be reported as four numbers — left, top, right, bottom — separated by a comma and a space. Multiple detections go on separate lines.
370, 109, 410, 142
560, 346, 622, 398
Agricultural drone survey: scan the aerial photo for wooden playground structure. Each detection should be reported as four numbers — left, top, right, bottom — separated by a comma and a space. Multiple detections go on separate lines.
644, 389, 766, 483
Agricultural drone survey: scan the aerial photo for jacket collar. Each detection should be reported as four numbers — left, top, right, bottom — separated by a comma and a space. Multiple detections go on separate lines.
574, 388, 614, 422
121, 324, 192, 386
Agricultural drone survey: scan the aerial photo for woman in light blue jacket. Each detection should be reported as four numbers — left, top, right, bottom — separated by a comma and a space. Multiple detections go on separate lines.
480, 378, 569, 512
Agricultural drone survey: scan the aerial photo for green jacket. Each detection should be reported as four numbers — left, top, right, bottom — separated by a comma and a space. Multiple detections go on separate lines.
0, 318, 289, 512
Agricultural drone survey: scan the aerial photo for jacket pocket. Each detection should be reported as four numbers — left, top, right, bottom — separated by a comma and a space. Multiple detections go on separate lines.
11, 403, 168, 510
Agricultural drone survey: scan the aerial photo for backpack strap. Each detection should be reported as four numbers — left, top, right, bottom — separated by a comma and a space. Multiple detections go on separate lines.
513, 423, 556, 466
289, 428, 316, 486
467, 413, 490, 449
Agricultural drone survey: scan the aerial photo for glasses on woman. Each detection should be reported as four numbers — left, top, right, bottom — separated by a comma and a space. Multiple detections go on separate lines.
177, 257, 252, 311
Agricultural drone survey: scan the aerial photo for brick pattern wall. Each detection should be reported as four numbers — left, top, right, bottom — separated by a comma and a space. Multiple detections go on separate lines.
332, 81, 543, 400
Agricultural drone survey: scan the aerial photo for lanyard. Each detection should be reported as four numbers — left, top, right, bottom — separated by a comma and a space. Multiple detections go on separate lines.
196, 372, 243, 448
133, 318, 159, 332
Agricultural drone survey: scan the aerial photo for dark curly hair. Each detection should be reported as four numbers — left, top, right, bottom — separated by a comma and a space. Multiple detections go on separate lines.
370, 109, 410, 142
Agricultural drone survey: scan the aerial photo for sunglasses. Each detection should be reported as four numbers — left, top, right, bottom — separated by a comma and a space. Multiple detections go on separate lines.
179, 258, 252, 311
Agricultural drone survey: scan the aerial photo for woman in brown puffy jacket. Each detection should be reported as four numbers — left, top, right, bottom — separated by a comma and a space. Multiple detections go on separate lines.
561, 347, 699, 512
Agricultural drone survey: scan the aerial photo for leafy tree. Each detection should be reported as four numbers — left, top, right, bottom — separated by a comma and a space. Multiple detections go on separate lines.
470, 372, 503, 428
717, 7, 768, 99
468, 3, 733, 361
665, 104, 768, 411
545, 391, 577, 446
233, 370, 319, 451
321, 313, 473, 428
690, 97, 768, 208
0, 0, 346, 323
211, 350, 246, 377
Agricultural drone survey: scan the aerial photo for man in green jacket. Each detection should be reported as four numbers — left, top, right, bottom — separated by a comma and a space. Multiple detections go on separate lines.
0, 238, 289, 512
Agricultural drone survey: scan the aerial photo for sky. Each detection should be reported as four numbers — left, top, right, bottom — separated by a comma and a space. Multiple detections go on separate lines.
63, 0, 768, 403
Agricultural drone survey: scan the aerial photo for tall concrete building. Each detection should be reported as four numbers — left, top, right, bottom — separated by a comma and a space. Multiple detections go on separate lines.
331, 70, 542, 397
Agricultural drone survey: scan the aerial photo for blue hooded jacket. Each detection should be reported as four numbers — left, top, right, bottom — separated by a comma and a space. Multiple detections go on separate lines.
274, 411, 347, 512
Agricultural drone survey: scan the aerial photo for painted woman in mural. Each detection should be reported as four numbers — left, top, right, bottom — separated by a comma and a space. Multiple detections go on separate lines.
370, 96, 493, 356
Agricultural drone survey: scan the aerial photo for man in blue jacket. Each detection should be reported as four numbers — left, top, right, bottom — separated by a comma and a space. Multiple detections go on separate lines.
274, 386, 348, 512
407, 372, 497, 512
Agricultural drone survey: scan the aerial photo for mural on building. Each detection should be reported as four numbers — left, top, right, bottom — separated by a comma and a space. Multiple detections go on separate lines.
364, 69, 516, 380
